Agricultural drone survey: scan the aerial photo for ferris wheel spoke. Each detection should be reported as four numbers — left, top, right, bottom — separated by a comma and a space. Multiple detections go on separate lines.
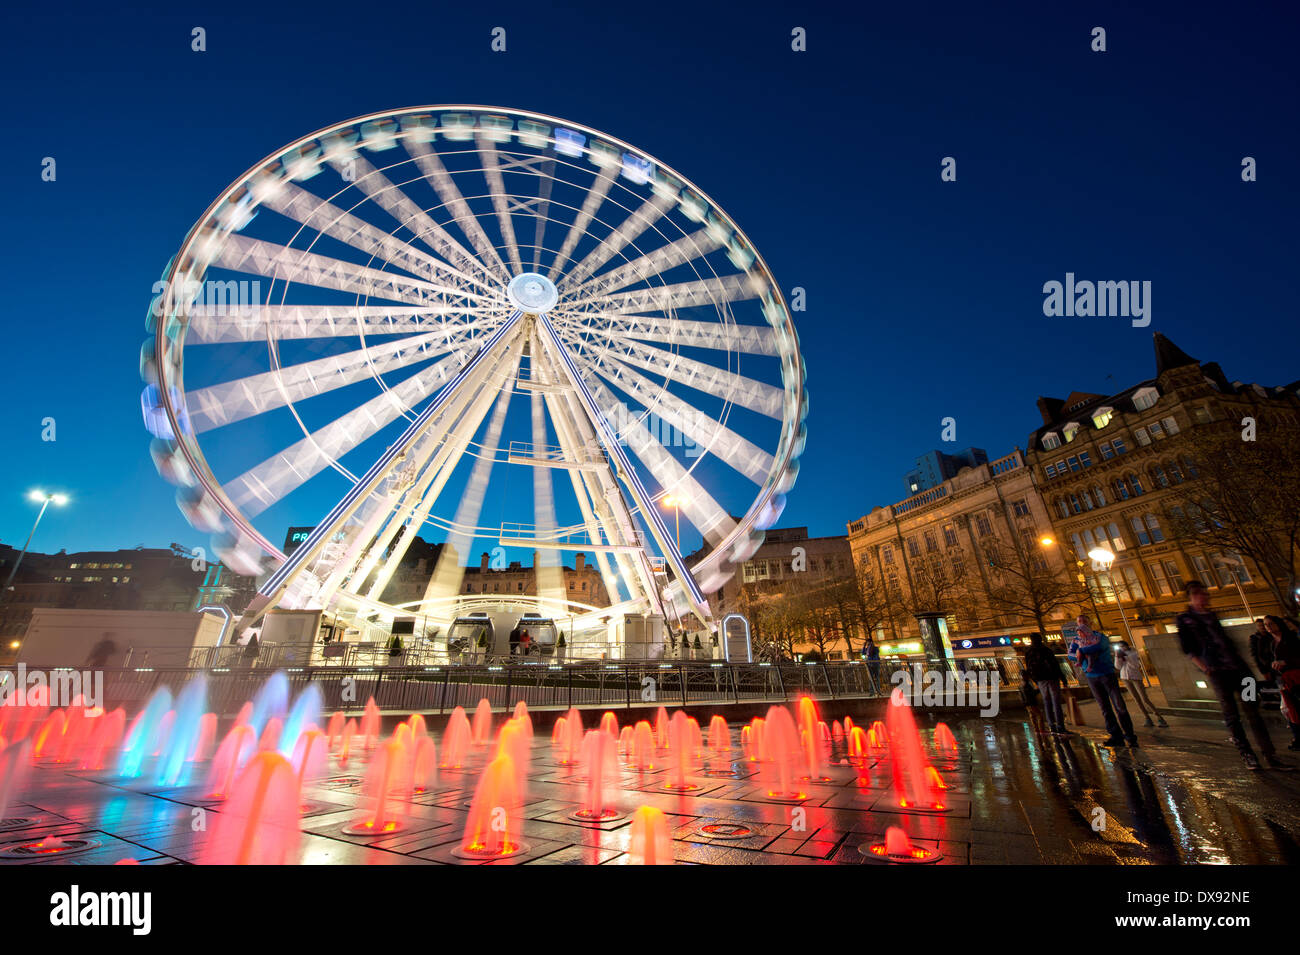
213, 234, 497, 311
563, 228, 721, 303
187, 321, 495, 432
577, 335, 784, 419
552, 311, 779, 356
547, 169, 614, 281
324, 153, 498, 288
585, 378, 737, 547
425, 352, 521, 604
186, 304, 497, 345
569, 344, 775, 486
404, 138, 511, 284
477, 137, 527, 277
580, 272, 764, 315
558, 191, 676, 291
222, 342, 498, 517
260, 179, 495, 296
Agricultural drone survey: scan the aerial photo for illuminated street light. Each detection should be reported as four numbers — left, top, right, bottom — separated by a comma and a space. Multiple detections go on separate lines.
1039, 536, 1054, 547
1085, 547, 1135, 643
2, 490, 69, 600
661, 494, 691, 553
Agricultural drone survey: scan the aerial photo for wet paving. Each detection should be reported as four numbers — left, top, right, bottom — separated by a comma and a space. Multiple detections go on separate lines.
4, 709, 1299, 865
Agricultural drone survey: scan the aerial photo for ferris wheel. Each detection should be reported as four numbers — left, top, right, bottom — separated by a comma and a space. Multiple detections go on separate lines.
141, 106, 807, 636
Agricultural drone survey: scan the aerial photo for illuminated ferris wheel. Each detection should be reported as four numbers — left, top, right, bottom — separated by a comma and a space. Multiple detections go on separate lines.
140, 106, 807, 636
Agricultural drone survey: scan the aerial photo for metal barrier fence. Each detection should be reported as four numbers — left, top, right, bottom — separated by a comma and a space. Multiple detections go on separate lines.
76, 661, 914, 717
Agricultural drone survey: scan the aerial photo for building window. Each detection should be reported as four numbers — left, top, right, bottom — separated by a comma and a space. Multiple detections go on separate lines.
975, 514, 992, 537
1093, 408, 1114, 428
1067, 456, 1081, 472
1151, 465, 1169, 488
1063, 423, 1080, 443
1093, 484, 1107, 506
1191, 406, 1212, 425
1167, 460, 1184, 484
882, 546, 893, 565
1107, 522, 1126, 551
1161, 416, 1180, 435
1131, 517, 1151, 547
1069, 494, 1082, 514
1183, 456, 1198, 479
1130, 474, 1145, 495
1045, 463, 1057, 478
1072, 533, 1087, 560
1192, 554, 1215, 586
1042, 432, 1062, 450
1112, 437, 1128, 455
1099, 441, 1115, 460
1120, 566, 1146, 601
1078, 451, 1093, 468
1135, 427, 1151, 446
1012, 499, 1030, 518
1148, 561, 1171, 596
908, 538, 921, 558
943, 524, 958, 547
924, 531, 937, 553
1148, 421, 1165, 440
1057, 498, 1070, 519
1133, 387, 1159, 411
1163, 559, 1184, 592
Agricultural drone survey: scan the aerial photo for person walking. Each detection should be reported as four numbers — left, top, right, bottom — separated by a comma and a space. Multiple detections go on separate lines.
1068, 614, 1138, 748
1114, 639, 1168, 728
84, 632, 118, 668
1024, 632, 1068, 735
1265, 615, 1300, 752
1176, 581, 1288, 771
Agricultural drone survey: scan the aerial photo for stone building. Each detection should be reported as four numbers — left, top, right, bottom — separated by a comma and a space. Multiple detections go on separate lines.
847, 448, 1074, 666
1027, 333, 1300, 656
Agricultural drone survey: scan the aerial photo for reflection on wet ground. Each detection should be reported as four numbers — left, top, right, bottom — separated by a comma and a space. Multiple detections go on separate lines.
3, 710, 1298, 864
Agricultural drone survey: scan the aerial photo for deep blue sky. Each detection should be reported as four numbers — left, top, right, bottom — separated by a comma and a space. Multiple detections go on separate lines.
2, 0, 1297, 559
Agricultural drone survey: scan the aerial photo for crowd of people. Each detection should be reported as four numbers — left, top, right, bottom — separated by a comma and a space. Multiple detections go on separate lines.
1023, 580, 1300, 773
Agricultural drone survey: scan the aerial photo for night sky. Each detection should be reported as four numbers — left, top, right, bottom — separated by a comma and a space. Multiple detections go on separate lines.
3, 0, 1297, 559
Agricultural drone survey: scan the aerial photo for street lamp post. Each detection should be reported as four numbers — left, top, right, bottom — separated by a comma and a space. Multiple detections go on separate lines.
661, 494, 689, 553
2, 491, 68, 600
1213, 554, 1255, 620
1087, 547, 1135, 644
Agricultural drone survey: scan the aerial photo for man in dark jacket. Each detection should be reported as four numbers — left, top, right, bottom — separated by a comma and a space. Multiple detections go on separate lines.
1024, 632, 1068, 735
1176, 581, 1287, 771
1249, 618, 1276, 685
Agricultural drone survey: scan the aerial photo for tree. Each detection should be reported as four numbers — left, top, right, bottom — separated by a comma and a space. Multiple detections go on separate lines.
980, 531, 1083, 632
1164, 421, 1300, 615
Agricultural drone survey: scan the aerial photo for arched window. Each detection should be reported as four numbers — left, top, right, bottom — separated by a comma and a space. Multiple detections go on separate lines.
1167, 459, 1184, 484
1113, 477, 1130, 501
1150, 465, 1169, 488
1056, 498, 1070, 519
1093, 484, 1107, 506
1183, 455, 1199, 479
1128, 473, 1146, 496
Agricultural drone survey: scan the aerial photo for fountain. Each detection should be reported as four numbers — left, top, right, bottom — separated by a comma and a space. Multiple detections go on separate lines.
0, 739, 34, 828
190, 713, 217, 763
629, 720, 656, 771
409, 735, 437, 794
796, 697, 830, 782
860, 825, 940, 863
326, 712, 345, 751
934, 722, 959, 756
440, 707, 471, 770
201, 752, 302, 864
758, 706, 806, 802
628, 806, 673, 865
80, 709, 125, 772
117, 687, 173, 779
338, 718, 358, 770
599, 711, 619, 740
663, 712, 701, 792
360, 697, 381, 753
248, 672, 290, 738
157, 676, 207, 786
204, 724, 256, 800
884, 688, 946, 811
617, 725, 634, 756
455, 753, 528, 859
471, 698, 493, 745
258, 717, 284, 753
655, 706, 670, 749
571, 729, 622, 821
555, 707, 583, 766
280, 684, 323, 758
345, 737, 409, 834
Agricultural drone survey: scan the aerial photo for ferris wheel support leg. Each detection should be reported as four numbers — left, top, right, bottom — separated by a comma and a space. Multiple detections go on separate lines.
231, 310, 526, 639
535, 314, 712, 629
533, 332, 651, 610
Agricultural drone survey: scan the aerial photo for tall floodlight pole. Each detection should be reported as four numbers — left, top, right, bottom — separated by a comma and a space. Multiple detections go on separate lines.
2, 491, 68, 599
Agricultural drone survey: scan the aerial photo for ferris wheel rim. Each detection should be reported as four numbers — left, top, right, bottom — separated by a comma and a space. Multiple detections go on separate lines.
149, 104, 807, 589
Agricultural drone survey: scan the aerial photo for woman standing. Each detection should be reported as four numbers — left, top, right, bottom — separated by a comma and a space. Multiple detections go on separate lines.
1114, 640, 1168, 728
1265, 615, 1300, 751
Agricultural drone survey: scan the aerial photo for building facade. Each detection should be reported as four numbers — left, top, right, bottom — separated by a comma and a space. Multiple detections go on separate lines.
1027, 333, 1300, 656
848, 448, 1075, 667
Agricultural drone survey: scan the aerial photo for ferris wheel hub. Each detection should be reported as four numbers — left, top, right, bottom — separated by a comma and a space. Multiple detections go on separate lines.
507, 272, 559, 313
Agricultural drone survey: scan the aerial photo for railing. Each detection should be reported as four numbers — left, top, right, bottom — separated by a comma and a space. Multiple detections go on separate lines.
56, 658, 1041, 718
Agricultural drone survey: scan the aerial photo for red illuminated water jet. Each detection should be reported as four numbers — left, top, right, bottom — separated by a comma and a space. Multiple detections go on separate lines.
201, 752, 302, 864
861, 825, 940, 863
884, 689, 947, 811
456, 753, 528, 859
628, 806, 673, 865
